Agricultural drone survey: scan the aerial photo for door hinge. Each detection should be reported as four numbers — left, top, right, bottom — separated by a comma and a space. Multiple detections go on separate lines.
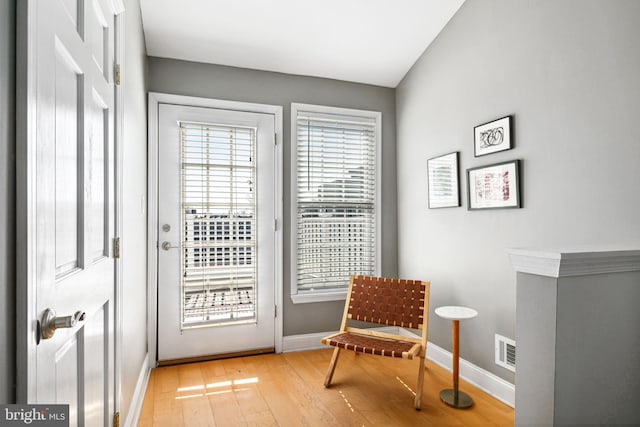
273, 219, 278, 231
113, 412, 120, 427
274, 132, 277, 146
274, 304, 277, 318
113, 237, 121, 259
115, 64, 121, 86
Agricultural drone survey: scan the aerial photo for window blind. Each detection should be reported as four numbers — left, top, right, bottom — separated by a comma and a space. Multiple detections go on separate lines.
295, 110, 377, 292
180, 122, 257, 327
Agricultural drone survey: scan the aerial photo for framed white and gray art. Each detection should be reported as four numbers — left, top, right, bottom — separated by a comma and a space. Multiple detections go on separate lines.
427, 151, 460, 208
467, 160, 521, 210
474, 115, 512, 157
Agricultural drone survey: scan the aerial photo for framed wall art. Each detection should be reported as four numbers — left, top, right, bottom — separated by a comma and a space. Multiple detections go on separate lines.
467, 160, 521, 210
474, 115, 512, 157
427, 151, 460, 209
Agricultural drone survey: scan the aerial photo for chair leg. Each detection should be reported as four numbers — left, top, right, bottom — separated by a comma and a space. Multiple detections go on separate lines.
324, 347, 341, 387
414, 355, 426, 410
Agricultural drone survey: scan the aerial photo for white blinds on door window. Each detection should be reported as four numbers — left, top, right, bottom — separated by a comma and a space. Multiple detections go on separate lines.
295, 111, 377, 292
180, 122, 257, 327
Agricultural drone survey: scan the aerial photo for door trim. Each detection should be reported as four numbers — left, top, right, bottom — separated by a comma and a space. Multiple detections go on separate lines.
112, 4, 125, 419
15, 0, 38, 403
147, 92, 284, 366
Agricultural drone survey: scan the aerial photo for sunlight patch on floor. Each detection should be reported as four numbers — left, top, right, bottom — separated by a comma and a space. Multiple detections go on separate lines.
175, 377, 260, 400
177, 384, 205, 392
338, 390, 355, 413
396, 376, 416, 396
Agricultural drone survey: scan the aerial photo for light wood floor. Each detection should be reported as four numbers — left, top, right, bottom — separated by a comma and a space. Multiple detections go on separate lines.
138, 349, 513, 426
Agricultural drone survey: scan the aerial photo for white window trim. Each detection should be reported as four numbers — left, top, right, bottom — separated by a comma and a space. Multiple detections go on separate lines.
290, 103, 382, 304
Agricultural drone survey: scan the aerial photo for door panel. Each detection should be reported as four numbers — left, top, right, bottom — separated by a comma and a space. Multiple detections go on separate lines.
88, 89, 108, 260
54, 41, 82, 277
83, 305, 107, 426
31, 0, 116, 424
157, 104, 276, 361
53, 337, 79, 423
89, 0, 108, 76
61, 0, 79, 28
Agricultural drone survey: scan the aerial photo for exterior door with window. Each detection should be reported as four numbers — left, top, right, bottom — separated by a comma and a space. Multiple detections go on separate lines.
157, 104, 276, 361
19, 0, 118, 425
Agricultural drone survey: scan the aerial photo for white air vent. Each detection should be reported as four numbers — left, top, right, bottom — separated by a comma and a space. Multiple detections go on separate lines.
495, 334, 516, 372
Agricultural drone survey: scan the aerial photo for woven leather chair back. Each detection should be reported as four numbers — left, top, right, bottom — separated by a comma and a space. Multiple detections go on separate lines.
347, 275, 427, 330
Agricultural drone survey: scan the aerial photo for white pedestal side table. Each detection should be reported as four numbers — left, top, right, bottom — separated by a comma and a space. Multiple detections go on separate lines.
435, 305, 478, 409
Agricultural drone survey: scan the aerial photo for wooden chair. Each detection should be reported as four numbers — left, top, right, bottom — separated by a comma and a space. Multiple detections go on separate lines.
321, 275, 430, 410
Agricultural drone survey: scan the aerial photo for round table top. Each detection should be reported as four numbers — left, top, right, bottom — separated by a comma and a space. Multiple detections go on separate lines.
435, 306, 478, 320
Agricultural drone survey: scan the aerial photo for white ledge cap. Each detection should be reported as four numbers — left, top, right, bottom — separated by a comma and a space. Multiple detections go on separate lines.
507, 247, 640, 278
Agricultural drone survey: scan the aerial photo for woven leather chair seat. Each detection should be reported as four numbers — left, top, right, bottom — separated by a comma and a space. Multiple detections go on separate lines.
324, 332, 416, 359
321, 276, 431, 409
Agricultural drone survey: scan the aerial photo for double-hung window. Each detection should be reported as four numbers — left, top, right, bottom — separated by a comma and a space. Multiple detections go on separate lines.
291, 103, 381, 303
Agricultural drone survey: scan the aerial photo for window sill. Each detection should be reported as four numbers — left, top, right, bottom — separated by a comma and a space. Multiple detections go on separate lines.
290, 290, 347, 304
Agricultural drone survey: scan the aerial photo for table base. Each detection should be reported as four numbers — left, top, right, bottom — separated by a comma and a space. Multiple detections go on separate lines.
439, 389, 473, 409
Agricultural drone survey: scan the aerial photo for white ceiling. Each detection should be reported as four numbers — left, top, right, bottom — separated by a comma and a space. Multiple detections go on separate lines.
139, 0, 465, 88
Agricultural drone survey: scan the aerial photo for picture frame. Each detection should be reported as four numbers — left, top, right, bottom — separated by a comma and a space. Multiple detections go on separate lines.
474, 115, 513, 157
427, 151, 460, 209
467, 160, 521, 210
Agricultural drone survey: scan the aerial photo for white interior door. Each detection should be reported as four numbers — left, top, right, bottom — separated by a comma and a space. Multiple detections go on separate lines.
29, 0, 116, 424
157, 104, 276, 362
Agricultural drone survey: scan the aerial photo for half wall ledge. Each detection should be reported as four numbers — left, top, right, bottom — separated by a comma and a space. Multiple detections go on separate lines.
507, 247, 640, 278
507, 246, 640, 426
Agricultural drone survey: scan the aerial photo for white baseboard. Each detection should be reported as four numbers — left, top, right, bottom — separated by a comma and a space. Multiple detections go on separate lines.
281, 329, 515, 408
124, 353, 151, 427
426, 341, 515, 408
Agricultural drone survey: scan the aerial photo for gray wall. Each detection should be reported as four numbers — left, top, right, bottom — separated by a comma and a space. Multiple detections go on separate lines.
515, 273, 557, 425
554, 271, 640, 424
148, 57, 397, 335
396, 0, 640, 382
0, 0, 16, 404
515, 269, 640, 425
120, 0, 149, 420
